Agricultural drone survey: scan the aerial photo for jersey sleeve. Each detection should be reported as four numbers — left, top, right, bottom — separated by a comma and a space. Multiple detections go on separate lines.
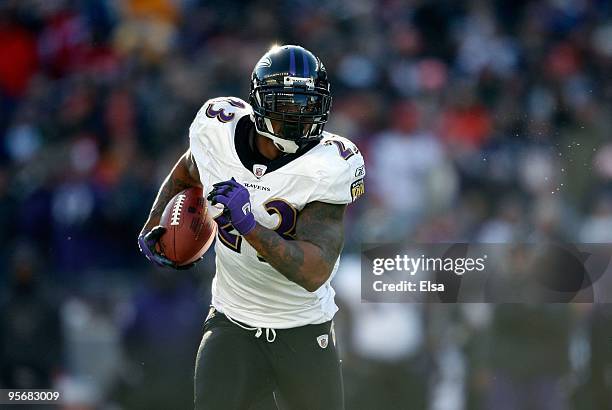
311, 136, 366, 204
188, 103, 209, 155
188, 97, 251, 185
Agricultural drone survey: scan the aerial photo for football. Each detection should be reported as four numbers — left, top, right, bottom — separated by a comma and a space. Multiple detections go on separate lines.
157, 186, 217, 266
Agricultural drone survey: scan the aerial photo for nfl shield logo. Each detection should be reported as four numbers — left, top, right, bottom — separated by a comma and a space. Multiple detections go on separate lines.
253, 164, 267, 178
316, 334, 329, 349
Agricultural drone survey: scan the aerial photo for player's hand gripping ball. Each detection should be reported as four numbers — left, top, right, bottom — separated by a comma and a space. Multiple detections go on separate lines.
138, 226, 181, 268
138, 187, 216, 269
207, 178, 256, 235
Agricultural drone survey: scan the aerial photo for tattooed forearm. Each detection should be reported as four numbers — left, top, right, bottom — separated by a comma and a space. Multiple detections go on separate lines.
244, 202, 346, 292
141, 150, 202, 233
247, 225, 309, 283
296, 201, 345, 269
145, 175, 192, 226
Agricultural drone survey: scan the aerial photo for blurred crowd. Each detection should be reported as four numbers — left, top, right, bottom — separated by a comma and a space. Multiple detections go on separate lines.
0, 0, 611, 409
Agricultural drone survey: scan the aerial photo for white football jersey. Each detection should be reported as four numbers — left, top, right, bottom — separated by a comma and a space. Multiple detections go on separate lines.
189, 97, 365, 329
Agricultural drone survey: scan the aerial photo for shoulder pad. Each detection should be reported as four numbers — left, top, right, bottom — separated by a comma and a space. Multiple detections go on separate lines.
193, 97, 252, 128
189, 97, 251, 174
310, 133, 366, 204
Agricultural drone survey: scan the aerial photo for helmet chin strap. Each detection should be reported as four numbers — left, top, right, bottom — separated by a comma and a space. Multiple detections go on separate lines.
269, 135, 298, 154
257, 125, 300, 154
252, 113, 309, 154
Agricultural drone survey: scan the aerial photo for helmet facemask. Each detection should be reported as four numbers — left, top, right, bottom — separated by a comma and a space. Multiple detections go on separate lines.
251, 83, 331, 154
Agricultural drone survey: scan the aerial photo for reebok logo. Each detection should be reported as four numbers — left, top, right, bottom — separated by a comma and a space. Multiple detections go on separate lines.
316, 334, 329, 349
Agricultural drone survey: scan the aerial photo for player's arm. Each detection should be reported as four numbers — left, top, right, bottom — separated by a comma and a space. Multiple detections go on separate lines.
140, 149, 201, 232
138, 149, 201, 268
245, 201, 346, 292
208, 179, 346, 292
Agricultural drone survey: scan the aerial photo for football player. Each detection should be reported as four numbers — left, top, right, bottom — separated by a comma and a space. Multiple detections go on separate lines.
138, 45, 365, 410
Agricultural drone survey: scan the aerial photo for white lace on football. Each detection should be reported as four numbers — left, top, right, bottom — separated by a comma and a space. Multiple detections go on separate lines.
170, 194, 186, 226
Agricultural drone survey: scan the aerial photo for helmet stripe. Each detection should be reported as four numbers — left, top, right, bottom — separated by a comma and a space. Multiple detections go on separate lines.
289, 47, 296, 75
302, 52, 309, 77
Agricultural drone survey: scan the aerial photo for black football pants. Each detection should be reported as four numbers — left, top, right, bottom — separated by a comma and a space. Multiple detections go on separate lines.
194, 308, 344, 410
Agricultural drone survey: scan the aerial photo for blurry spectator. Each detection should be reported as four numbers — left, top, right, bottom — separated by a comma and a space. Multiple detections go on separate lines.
594, 143, 612, 181
586, 306, 612, 409
438, 83, 493, 151
482, 305, 571, 410
59, 295, 124, 407
369, 102, 456, 241
0, 243, 62, 389
0, 10, 38, 98
529, 196, 573, 242
580, 195, 612, 243
334, 255, 427, 410
113, 0, 179, 63
477, 197, 525, 243
122, 271, 205, 410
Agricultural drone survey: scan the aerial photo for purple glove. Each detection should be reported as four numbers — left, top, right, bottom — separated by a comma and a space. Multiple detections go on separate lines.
138, 226, 200, 270
207, 178, 256, 235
